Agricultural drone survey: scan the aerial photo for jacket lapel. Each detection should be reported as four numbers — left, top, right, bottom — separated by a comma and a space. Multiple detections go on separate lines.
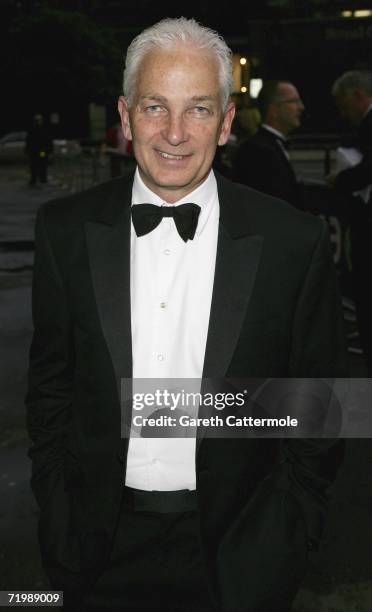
198, 174, 263, 454
85, 177, 133, 403
202, 226, 263, 379
202, 174, 263, 379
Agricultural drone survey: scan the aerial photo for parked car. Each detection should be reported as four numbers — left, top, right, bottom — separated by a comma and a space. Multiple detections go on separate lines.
0, 131, 81, 163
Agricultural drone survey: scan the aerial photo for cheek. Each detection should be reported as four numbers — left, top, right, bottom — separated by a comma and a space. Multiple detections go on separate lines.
130, 119, 158, 144
199, 125, 222, 148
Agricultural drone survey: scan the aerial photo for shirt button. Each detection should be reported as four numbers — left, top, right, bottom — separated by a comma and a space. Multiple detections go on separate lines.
160, 302, 166, 309
157, 354, 164, 361
164, 249, 171, 255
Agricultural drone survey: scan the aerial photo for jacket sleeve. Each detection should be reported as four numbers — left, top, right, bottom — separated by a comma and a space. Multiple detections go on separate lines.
289, 218, 348, 377
334, 150, 372, 194
25, 205, 74, 510
283, 218, 349, 547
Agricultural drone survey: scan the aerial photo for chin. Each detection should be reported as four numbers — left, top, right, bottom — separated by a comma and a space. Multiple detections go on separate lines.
153, 171, 196, 190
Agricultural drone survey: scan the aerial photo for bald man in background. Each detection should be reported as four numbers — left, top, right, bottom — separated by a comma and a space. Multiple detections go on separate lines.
232, 80, 305, 209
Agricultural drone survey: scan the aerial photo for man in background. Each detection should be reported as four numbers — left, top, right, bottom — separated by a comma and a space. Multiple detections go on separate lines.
232, 80, 305, 208
25, 114, 53, 186
330, 70, 372, 375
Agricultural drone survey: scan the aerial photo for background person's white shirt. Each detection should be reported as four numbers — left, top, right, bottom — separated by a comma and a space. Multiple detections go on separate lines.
125, 167, 219, 491
334, 147, 372, 204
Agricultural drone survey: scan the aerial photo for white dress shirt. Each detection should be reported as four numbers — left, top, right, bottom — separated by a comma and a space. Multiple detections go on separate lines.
125, 168, 219, 490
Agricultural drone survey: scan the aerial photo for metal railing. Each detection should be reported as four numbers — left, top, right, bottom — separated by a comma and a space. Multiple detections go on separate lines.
50, 146, 136, 193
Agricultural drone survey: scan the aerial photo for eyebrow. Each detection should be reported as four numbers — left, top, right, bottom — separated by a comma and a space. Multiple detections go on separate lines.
139, 94, 217, 104
140, 95, 168, 103
189, 96, 216, 103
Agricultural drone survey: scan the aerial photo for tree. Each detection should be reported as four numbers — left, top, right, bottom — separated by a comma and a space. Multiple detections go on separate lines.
2, 7, 122, 134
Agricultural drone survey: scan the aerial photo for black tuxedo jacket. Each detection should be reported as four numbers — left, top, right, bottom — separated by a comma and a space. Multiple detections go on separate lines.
26, 171, 348, 610
334, 108, 372, 195
232, 126, 303, 209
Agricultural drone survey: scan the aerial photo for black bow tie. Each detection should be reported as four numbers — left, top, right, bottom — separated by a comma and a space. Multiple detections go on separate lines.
131, 203, 201, 242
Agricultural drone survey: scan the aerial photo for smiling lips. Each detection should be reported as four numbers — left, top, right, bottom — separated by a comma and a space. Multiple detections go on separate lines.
156, 149, 191, 161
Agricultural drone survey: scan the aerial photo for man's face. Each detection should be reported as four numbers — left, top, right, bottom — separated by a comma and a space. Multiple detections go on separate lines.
273, 83, 304, 135
334, 91, 364, 127
118, 45, 235, 203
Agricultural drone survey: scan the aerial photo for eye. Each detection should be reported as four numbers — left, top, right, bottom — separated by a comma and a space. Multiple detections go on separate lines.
144, 105, 165, 114
195, 106, 210, 114
188, 106, 212, 117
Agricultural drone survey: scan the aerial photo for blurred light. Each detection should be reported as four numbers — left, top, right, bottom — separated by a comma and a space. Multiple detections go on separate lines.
342, 9, 372, 17
354, 10, 372, 17
240, 86, 248, 93
240, 57, 247, 66
250, 79, 263, 98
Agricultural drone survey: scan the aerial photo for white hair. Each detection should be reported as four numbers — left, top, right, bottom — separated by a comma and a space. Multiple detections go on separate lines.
123, 17, 233, 110
332, 70, 372, 97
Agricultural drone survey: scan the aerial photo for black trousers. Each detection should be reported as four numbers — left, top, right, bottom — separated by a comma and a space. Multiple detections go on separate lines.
62, 489, 300, 612
78, 496, 216, 611
29, 153, 48, 184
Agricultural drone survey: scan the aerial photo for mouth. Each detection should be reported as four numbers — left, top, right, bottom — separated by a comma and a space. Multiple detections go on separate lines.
155, 149, 191, 161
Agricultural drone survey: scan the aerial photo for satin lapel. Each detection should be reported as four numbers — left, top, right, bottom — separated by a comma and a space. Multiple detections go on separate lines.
198, 175, 264, 454
85, 200, 132, 401
202, 229, 263, 379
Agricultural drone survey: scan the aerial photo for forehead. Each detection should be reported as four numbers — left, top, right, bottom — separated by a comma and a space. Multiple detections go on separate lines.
134, 45, 221, 97
277, 82, 298, 98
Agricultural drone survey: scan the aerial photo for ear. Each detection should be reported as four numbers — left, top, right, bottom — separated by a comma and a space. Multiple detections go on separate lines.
118, 96, 132, 140
218, 102, 236, 146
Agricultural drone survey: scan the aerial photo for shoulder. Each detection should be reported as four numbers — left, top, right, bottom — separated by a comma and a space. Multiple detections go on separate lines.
235, 131, 281, 162
216, 172, 325, 249
252, 127, 279, 149
37, 174, 133, 231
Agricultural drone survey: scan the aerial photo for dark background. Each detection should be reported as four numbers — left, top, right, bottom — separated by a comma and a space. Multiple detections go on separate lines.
1, 0, 372, 138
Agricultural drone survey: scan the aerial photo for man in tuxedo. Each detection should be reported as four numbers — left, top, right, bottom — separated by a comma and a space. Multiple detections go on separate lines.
26, 18, 347, 612
330, 70, 372, 375
232, 80, 305, 208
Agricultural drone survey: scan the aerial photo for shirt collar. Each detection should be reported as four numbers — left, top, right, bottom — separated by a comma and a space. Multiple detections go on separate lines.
364, 103, 372, 119
261, 123, 287, 142
131, 167, 218, 236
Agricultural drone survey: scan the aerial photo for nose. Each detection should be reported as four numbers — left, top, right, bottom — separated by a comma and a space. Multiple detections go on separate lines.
161, 112, 189, 146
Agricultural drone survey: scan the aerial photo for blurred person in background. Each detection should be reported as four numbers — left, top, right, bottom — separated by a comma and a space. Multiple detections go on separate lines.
213, 93, 260, 178
232, 80, 305, 209
330, 70, 372, 375
330, 70, 372, 194
25, 114, 53, 186
103, 120, 133, 177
